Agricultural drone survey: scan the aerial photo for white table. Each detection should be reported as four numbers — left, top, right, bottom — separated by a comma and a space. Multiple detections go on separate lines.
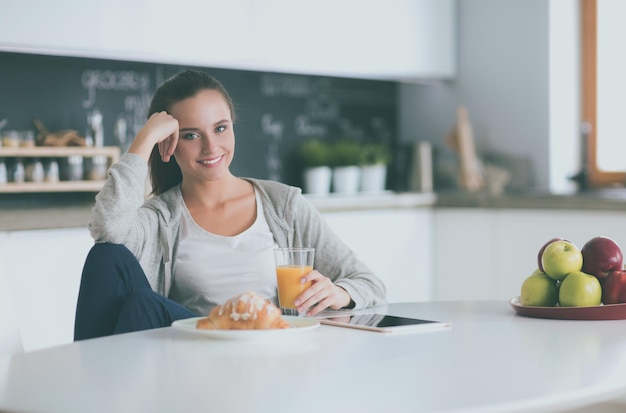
1, 301, 626, 413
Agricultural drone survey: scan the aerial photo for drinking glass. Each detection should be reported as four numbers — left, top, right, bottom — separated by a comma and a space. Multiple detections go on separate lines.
274, 248, 315, 316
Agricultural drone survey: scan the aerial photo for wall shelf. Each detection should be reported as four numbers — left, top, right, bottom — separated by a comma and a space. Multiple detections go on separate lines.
0, 146, 120, 193
0, 146, 120, 158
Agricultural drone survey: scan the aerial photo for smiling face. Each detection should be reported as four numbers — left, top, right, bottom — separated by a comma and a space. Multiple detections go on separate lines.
169, 89, 235, 185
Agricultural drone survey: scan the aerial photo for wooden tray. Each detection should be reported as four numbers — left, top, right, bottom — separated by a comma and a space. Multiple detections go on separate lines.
509, 296, 626, 320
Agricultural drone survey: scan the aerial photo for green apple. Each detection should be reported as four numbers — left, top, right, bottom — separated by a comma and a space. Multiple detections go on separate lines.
520, 269, 559, 306
559, 270, 602, 307
541, 240, 583, 281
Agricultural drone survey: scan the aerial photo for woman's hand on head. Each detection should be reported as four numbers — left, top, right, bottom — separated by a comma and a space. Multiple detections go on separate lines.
294, 270, 352, 316
129, 111, 180, 162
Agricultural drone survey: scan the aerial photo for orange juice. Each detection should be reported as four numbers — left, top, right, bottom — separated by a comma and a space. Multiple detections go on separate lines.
276, 265, 313, 308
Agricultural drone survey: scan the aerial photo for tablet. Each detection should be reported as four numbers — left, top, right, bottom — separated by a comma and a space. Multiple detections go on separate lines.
318, 313, 451, 333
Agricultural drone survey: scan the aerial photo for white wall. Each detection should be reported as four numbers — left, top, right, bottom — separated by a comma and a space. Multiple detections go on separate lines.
400, 0, 580, 194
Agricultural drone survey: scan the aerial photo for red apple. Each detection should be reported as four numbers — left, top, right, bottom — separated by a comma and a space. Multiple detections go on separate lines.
602, 269, 626, 304
537, 237, 566, 272
581, 236, 623, 282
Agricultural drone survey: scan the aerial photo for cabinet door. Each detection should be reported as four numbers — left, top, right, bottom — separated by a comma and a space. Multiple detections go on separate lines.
0, 0, 455, 80
0, 0, 252, 67
251, 0, 456, 80
434, 208, 626, 302
322, 209, 433, 303
494, 209, 626, 302
2, 228, 93, 352
433, 209, 496, 301
0, 233, 22, 356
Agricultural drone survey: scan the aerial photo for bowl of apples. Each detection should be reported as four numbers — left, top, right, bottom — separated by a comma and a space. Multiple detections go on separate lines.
510, 236, 626, 320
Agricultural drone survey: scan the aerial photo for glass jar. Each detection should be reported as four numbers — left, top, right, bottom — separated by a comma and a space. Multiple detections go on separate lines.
2, 130, 21, 148
87, 155, 108, 180
66, 155, 84, 181
21, 130, 36, 147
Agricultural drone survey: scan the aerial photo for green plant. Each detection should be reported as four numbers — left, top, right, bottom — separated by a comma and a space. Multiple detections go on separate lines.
361, 142, 391, 165
298, 139, 331, 168
330, 139, 363, 167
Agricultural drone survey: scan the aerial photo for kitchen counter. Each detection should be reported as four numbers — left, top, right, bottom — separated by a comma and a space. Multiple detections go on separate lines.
0, 191, 436, 232
436, 189, 626, 211
0, 193, 95, 232
4, 189, 626, 232
304, 191, 436, 212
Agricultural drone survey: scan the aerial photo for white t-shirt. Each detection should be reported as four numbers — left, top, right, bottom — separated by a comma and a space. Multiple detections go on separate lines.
169, 190, 278, 315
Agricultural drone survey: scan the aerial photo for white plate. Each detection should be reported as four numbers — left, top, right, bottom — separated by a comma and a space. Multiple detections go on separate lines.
171, 316, 320, 340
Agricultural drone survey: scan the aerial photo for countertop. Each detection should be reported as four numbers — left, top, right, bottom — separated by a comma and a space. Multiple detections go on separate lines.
4, 189, 626, 232
436, 189, 626, 211
0, 191, 437, 232
3, 301, 626, 413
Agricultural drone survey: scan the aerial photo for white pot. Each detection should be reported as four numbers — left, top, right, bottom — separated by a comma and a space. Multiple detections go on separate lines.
360, 164, 387, 193
303, 166, 332, 195
332, 166, 361, 194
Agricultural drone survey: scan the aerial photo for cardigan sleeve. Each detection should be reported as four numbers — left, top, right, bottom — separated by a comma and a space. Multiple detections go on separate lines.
88, 153, 160, 259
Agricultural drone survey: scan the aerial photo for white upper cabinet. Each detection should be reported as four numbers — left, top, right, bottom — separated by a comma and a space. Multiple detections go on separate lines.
249, 0, 457, 80
0, 0, 456, 81
0, 0, 253, 67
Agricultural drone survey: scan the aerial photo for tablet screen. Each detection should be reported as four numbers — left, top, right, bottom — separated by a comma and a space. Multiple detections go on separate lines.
320, 313, 451, 333
334, 314, 438, 327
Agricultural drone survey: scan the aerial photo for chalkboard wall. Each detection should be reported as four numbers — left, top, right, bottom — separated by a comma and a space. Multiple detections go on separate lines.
0, 51, 398, 189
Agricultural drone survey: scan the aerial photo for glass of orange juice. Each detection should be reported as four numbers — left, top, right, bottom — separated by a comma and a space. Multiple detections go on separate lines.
274, 248, 315, 316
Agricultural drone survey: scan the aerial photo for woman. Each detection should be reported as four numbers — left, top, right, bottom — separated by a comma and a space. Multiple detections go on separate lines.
74, 70, 386, 340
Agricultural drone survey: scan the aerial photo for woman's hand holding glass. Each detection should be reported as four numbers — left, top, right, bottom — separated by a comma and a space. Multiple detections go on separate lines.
294, 270, 352, 316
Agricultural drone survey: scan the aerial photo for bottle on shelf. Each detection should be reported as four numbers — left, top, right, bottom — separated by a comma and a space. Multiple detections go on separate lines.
0, 159, 7, 185
11, 158, 25, 183
45, 159, 60, 183
25, 159, 44, 183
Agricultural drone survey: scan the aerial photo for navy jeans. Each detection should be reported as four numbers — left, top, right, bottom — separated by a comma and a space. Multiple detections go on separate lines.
74, 243, 197, 341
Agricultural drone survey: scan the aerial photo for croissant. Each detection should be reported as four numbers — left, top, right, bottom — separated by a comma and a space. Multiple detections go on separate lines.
196, 292, 290, 330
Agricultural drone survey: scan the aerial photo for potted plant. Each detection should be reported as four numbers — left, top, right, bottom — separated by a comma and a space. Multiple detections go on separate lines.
360, 142, 390, 193
330, 139, 363, 195
298, 139, 332, 195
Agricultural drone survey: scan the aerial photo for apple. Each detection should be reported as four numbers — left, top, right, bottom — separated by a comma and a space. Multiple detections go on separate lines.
581, 236, 623, 282
602, 268, 626, 304
559, 270, 602, 307
541, 240, 583, 281
537, 237, 569, 272
537, 238, 562, 272
520, 269, 559, 307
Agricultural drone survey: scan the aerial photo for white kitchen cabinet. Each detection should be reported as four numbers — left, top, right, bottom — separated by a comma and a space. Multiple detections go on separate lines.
0, 0, 456, 81
434, 208, 626, 302
250, 0, 456, 80
322, 208, 434, 303
1, 228, 94, 352
2, 204, 434, 352
0, 0, 253, 67
0, 233, 23, 356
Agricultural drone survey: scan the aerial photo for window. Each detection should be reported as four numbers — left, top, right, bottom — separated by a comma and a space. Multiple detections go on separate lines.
581, 0, 626, 187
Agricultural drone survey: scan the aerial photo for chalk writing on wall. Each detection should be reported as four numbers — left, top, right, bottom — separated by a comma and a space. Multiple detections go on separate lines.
0, 51, 397, 188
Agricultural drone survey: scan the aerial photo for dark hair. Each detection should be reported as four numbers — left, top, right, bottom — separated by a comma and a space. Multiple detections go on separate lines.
147, 70, 236, 195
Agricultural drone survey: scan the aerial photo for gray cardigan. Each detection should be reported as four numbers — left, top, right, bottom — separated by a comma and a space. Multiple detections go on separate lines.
88, 153, 386, 312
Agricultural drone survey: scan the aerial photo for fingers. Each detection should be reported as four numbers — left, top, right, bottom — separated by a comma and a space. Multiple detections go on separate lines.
137, 111, 179, 162
158, 135, 177, 162
295, 271, 351, 316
